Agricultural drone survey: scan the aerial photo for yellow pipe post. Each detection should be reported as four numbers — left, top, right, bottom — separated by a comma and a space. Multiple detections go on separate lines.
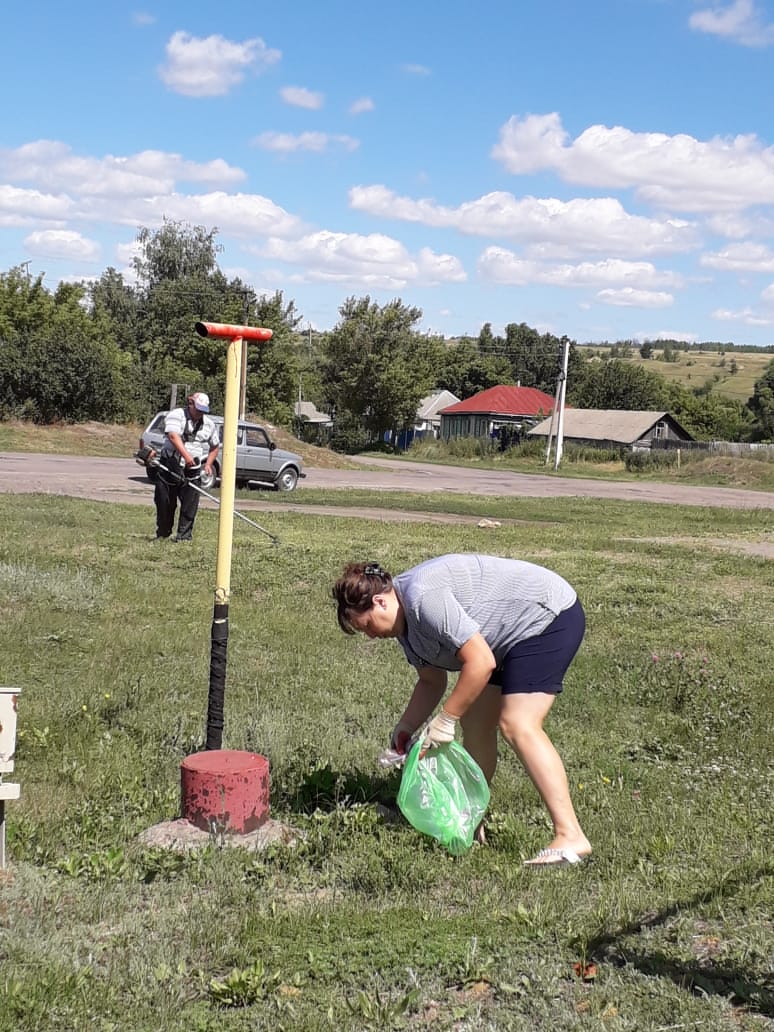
214, 334, 241, 606
194, 321, 273, 749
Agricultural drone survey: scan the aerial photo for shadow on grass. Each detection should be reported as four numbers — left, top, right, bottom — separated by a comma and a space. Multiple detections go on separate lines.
290, 761, 400, 814
585, 862, 774, 1017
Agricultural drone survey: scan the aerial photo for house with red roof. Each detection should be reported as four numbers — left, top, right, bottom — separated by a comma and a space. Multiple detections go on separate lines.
439, 385, 557, 441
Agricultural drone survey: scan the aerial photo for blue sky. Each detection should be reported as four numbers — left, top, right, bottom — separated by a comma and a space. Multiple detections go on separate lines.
3, 0, 774, 346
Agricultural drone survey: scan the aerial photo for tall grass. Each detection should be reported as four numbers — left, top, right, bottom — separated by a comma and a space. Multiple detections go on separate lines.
0, 492, 772, 1031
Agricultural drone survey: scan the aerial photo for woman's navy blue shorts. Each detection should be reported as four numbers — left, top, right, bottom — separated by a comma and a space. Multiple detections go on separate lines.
488, 597, 585, 695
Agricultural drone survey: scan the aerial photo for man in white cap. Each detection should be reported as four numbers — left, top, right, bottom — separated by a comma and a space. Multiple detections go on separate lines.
154, 392, 220, 541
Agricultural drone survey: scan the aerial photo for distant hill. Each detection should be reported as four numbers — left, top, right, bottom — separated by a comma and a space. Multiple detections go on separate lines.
579, 345, 772, 404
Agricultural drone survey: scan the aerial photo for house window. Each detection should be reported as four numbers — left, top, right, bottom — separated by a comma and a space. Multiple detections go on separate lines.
654, 421, 667, 439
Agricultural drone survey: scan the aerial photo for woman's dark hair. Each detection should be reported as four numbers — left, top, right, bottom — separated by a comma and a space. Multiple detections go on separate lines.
332, 562, 393, 634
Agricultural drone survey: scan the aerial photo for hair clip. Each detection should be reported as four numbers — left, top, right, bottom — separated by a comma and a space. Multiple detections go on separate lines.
364, 563, 384, 577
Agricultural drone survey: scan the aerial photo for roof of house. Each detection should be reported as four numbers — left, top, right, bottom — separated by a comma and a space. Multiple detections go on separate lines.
417, 390, 460, 421
440, 385, 556, 417
528, 409, 692, 444
294, 400, 332, 424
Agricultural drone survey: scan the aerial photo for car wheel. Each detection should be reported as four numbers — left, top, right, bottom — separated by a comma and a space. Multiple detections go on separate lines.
200, 465, 218, 490
275, 467, 299, 492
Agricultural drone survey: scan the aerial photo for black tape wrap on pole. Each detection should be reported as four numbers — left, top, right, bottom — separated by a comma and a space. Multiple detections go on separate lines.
206, 602, 229, 750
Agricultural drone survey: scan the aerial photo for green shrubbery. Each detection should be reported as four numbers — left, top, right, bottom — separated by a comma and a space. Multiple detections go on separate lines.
624, 449, 679, 472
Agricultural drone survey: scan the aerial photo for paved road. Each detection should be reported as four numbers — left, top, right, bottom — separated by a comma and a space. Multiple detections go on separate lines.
1, 450, 773, 510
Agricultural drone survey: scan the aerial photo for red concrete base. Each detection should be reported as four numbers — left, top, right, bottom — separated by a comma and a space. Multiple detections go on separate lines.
180, 750, 270, 834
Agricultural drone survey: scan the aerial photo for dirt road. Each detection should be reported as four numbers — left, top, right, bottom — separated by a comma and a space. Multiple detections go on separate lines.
1, 451, 773, 511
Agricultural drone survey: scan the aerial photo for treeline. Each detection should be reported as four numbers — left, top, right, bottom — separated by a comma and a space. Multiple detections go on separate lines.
1, 221, 773, 444
581, 339, 774, 355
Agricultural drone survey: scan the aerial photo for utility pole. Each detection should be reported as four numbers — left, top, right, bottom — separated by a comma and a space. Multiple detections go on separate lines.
297, 323, 313, 421
553, 337, 570, 470
238, 291, 251, 420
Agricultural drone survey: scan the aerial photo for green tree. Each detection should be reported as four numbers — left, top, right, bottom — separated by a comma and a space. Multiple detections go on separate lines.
748, 359, 774, 441
0, 267, 52, 340
662, 382, 754, 441
0, 277, 127, 422
133, 220, 221, 287
244, 291, 304, 423
435, 338, 511, 398
505, 326, 583, 395
322, 296, 435, 447
569, 359, 668, 410
477, 322, 497, 356
88, 267, 139, 351
130, 220, 277, 411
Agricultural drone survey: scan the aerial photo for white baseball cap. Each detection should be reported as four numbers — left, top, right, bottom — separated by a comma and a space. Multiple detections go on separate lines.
189, 392, 210, 412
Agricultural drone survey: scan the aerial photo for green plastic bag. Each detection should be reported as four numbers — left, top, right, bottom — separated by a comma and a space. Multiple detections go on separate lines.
396, 740, 490, 855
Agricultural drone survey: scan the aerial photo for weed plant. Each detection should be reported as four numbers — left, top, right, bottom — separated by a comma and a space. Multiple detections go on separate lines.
0, 492, 772, 1031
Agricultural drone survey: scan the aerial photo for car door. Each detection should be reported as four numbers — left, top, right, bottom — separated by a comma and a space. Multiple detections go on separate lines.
238, 425, 275, 480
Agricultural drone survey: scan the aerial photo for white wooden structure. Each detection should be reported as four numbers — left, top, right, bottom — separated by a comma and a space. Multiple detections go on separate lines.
0, 688, 21, 868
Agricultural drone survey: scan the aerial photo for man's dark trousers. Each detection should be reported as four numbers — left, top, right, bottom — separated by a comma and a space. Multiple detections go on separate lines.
154, 467, 201, 540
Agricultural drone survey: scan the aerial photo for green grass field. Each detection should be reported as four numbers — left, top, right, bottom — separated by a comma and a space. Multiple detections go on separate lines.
584, 346, 773, 403
0, 488, 772, 1031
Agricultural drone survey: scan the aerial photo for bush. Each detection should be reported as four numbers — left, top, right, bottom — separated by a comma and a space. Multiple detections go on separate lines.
624, 449, 679, 472
328, 413, 371, 454
408, 436, 490, 460
563, 443, 625, 463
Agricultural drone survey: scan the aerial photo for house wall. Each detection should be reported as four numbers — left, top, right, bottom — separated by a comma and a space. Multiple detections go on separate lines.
632, 420, 693, 448
441, 414, 530, 440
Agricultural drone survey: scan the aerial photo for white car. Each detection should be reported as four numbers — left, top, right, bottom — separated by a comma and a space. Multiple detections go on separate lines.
137, 412, 306, 492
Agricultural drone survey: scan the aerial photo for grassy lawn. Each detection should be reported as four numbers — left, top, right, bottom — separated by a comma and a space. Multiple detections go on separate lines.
0, 489, 771, 1031
585, 347, 772, 404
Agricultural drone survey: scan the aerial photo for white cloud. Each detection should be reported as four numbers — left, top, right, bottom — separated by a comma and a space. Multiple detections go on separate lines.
159, 32, 280, 97
0, 141, 303, 244
116, 240, 141, 265
280, 86, 324, 109
131, 11, 155, 27
350, 185, 697, 257
595, 288, 674, 308
712, 305, 774, 324
689, 0, 774, 47
703, 211, 768, 238
700, 242, 774, 272
0, 141, 245, 196
0, 183, 72, 222
645, 331, 699, 344
478, 247, 681, 292
402, 63, 431, 76
253, 132, 359, 154
260, 231, 466, 287
134, 192, 303, 238
491, 112, 774, 212
350, 97, 374, 115
24, 229, 101, 261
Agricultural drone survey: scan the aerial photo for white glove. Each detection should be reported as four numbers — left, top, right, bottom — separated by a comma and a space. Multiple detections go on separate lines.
419, 710, 458, 751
